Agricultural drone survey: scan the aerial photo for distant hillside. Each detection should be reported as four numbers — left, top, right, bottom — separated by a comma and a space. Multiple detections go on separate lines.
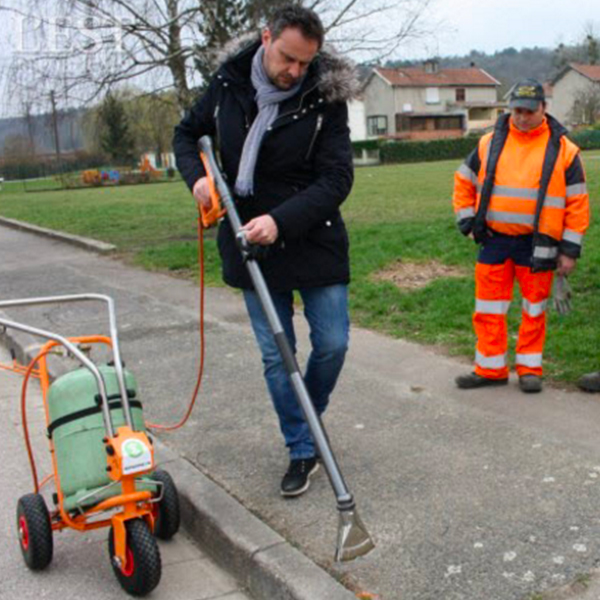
387, 46, 558, 97
0, 109, 85, 157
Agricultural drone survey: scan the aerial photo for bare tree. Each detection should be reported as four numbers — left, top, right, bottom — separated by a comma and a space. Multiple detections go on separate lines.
22, 100, 37, 155
2, 0, 438, 112
553, 21, 600, 70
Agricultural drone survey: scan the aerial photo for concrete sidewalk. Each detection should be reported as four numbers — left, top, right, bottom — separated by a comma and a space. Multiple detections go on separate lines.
2, 223, 600, 600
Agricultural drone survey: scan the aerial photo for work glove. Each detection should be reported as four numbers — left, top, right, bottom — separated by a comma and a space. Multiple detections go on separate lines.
457, 216, 474, 236
472, 227, 493, 245
552, 275, 572, 315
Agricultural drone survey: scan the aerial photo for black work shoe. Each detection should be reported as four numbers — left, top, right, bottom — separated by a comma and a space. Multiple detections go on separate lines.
281, 458, 319, 497
455, 372, 508, 389
578, 371, 600, 393
519, 374, 543, 394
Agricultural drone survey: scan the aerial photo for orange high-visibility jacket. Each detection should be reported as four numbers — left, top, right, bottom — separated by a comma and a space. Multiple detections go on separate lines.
453, 114, 589, 268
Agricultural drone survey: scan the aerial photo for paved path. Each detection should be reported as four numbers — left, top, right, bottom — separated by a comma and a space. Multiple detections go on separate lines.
2, 224, 600, 599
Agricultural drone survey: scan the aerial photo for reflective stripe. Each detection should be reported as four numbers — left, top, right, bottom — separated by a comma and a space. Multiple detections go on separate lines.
533, 246, 558, 259
562, 229, 583, 245
475, 299, 511, 315
542, 196, 566, 209
487, 210, 534, 225
457, 163, 478, 184
566, 183, 587, 197
475, 350, 506, 369
492, 185, 565, 209
516, 353, 543, 368
522, 298, 547, 318
456, 207, 475, 221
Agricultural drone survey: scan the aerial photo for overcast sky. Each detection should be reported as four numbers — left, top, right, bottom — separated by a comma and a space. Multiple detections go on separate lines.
412, 0, 600, 58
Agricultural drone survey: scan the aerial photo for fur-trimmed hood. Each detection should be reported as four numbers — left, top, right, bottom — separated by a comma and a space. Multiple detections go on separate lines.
211, 33, 360, 104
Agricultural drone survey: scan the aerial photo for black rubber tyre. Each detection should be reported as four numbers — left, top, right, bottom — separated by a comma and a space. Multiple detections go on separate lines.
152, 469, 180, 540
16, 493, 53, 571
108, 519, 162, 596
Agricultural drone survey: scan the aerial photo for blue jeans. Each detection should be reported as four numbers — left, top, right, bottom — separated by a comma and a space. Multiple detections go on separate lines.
243, 284, 349, 460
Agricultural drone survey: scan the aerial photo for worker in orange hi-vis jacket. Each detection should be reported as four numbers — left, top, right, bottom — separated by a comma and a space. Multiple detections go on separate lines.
452, 78, 590, 394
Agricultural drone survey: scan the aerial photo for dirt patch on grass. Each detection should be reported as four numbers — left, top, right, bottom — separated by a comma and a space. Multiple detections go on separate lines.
373, 259, 467, 290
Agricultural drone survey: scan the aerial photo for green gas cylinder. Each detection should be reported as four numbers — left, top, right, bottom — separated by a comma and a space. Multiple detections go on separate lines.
47, 365, 151, 511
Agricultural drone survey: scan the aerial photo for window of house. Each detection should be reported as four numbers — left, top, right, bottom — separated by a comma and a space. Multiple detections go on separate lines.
425, 87, 440, 104
395, 114, 411, 132
455, 88, 466, 102
410, 117, 428, 131
436, 116, 463, 130
367, 115, 388, 136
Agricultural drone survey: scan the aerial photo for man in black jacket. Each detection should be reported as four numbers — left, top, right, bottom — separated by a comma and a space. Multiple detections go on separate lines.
173, 5, 357, 497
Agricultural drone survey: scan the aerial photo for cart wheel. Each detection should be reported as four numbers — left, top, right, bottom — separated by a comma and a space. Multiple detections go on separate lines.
16, 493, 53, 571
151, 469, 180, 540
109, 519, 161, 596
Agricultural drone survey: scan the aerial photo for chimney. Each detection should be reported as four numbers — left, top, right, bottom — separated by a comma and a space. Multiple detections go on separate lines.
423, 59, 439, 74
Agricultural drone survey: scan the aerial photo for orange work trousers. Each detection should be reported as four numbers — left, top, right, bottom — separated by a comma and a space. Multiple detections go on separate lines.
473, 236, 554, 379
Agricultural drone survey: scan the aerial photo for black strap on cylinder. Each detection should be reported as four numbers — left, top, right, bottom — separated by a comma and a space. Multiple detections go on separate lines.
47, 398, 142, 439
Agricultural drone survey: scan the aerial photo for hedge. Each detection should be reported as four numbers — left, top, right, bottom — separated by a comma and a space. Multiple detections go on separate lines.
378, 137, 480, 164
569, 129, 600, 150
0, 152, 105, 181
351, 139, 380, 156
351, 126, 600, 165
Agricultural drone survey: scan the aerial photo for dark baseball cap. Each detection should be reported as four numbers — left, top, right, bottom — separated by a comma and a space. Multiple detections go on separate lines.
509, 78, 545, 110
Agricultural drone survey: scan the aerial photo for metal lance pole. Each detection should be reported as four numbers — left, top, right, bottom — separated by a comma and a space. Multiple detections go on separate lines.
198, 136, 374, 561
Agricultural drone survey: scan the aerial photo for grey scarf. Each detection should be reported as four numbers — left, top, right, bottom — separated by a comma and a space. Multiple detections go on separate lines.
234, 46, 304, 197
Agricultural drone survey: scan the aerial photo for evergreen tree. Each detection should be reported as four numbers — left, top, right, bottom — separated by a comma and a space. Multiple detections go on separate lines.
99, 93, 135, 165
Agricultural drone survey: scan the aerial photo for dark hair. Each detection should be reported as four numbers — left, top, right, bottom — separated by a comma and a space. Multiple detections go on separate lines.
268, 5, 325, 49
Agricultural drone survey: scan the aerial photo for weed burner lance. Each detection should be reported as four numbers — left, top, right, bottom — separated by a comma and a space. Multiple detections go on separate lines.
199, 136, 375, 562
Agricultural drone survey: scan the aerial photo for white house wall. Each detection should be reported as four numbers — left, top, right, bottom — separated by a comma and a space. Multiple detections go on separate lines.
348, 99, 367, 141
393, 87, 426, 114
393, 86, 498, 114
552, 70, 599, 126
363, 75, 395, 136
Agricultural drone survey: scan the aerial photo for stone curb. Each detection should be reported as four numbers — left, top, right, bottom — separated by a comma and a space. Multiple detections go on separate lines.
0, 321, 356, 600
0, 217, 116, 253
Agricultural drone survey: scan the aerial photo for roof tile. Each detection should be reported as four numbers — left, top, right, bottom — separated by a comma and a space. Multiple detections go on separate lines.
375, 67, 499, 87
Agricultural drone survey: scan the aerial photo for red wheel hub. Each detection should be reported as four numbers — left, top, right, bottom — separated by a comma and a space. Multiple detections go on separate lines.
121, 546, 135, 577
19, 516, 29, 550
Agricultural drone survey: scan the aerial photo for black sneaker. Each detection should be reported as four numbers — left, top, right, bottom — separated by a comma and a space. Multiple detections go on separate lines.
455, 372, 508, 389
281, 458, 319, 497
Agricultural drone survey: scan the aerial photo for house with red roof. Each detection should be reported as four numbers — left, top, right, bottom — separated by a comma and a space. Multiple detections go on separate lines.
361, 60, 504, 140
550, 63, 600, 126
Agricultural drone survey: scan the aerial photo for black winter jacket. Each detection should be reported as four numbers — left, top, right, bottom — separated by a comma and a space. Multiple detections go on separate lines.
173, 37, 357, 292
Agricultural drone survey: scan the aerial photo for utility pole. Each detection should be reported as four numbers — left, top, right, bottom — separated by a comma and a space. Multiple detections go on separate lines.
49, 90, 64, 185
49, 90, 61, 162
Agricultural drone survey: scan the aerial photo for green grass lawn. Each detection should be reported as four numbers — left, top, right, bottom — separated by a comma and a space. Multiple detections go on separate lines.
1, 152, 599, 383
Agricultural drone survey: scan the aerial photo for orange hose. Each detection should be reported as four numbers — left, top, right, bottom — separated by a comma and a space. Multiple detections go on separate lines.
146, 213, 206, 431
21, 349, 52, 493
17, 210, 206, 488
40, 473, 55, 489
